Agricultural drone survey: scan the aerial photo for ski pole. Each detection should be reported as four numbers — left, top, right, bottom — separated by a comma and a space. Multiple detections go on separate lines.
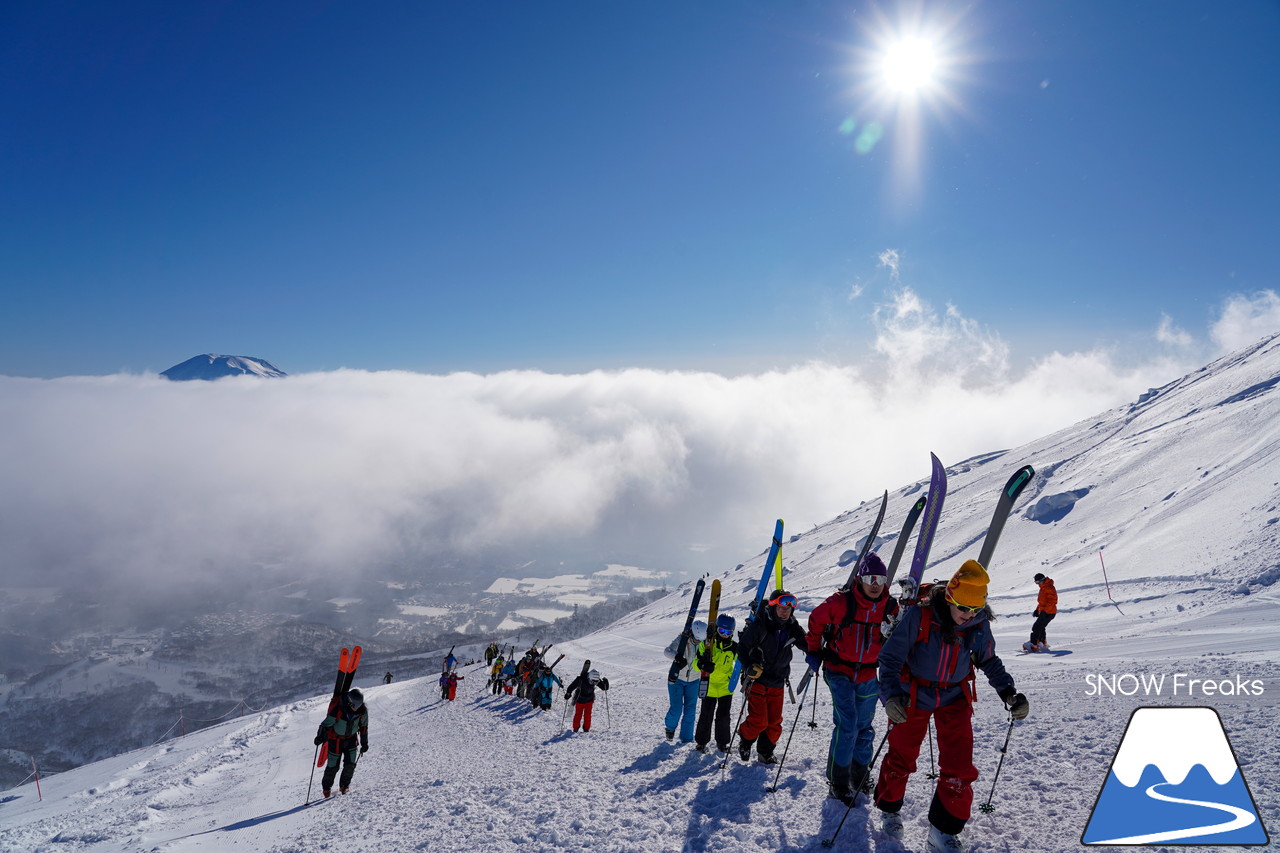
822, 725, 891, 848
979, 713, 1017, 814
719, 676, 756, 774
560, 690, 572, 732
927, 718, 938, 779
808, 679, 820, 729
765, 683, 809, 793
604, 688, 611, 730
306, 742, 319, 804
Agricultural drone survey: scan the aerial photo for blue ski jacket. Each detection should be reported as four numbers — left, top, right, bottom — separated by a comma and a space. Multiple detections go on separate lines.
878, 589, 1014, 712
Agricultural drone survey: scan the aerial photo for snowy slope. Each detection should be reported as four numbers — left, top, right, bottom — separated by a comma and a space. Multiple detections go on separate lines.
3, 336, 1279, 852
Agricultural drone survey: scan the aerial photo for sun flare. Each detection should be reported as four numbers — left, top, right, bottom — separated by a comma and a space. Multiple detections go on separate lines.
880, 36, 940, 95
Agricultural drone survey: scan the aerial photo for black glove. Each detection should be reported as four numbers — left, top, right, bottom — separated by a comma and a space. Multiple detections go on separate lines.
696, 652, 713, 671
674, 655, 688, 669
1033, 609, 1041, 618
598, 678, 609, 690
314, 734, 325, 746
1003, 692, 1030, 720
360, 744, 369, 755
746, 664, 764, 681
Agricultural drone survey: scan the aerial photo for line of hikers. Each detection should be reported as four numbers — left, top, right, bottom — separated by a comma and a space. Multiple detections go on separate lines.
663, 555, 1040, 853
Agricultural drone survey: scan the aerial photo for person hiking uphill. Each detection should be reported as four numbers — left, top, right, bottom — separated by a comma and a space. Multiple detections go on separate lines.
564, 668, 610, 732
314, 688, 369, 797
873, 560, 1029, 853
736, 590, 806, 764
805, 552, 898, 804
693, 613, 738, 754
663, 620, 707, 742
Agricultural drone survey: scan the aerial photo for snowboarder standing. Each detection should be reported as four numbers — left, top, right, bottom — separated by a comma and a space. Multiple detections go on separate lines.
663, 620, 707, 743
736, 591, 806, 764
314, 687, 369, 797
1027, 573, 1057, 652
874, 560, 1029, 852
693, 614, 738, 754
565, 668, 610, 731
805, 552, 898, 803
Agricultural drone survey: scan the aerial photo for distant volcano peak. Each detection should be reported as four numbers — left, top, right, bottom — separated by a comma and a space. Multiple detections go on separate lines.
161, 354, 287, 381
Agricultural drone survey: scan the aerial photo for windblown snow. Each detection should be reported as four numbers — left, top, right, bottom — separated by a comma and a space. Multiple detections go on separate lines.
3, 336, 1280, 852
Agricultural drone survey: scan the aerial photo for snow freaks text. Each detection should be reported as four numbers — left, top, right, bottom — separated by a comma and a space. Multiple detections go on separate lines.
1085, 673, 1265, 697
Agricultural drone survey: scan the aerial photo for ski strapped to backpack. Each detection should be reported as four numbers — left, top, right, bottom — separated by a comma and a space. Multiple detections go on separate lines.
840, 490, 888, 591
798, 493, 889, 696
699, 579, 721, 698
884, 494, 927, 585
728, 519, 783, 693
669, 578, 707, 683
318, 645, 362, 767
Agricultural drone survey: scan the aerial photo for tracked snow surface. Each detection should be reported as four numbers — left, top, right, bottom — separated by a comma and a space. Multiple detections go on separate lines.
3, 335, 1279, 852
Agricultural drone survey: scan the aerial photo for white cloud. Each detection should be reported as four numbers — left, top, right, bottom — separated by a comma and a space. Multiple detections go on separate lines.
1156, 313, 1193, 347
1210, 290, 1280, 354
878, 249, 901, 281
4, 290, 1254, 608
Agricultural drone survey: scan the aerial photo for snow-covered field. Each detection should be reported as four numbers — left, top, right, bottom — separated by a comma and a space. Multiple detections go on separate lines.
3, 337, 1279, 852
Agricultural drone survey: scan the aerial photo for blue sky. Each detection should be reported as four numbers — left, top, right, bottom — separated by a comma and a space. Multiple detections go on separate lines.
4, 1, 1277, 378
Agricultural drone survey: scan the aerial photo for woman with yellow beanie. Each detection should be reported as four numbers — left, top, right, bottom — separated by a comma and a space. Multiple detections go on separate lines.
873, 559, 1029, 853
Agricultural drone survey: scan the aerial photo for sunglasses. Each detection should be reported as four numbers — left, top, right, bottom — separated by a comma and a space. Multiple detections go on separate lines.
859, 574, 887, 587
946, 594, 983, 614
771, 595, 797, 608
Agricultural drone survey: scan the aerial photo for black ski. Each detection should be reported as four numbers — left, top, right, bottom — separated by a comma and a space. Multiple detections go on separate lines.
884, 494, 928, 586
841, 490, 889, 590
668, 579, 707, 683
977, 465, 1036, 568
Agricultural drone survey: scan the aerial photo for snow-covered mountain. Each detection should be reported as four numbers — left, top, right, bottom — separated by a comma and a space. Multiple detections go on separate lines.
3, 336, 1278, 852
160, 354, 287, 380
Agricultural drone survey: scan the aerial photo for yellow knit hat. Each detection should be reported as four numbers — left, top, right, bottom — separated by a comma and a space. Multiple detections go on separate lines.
946, 559, 989, 609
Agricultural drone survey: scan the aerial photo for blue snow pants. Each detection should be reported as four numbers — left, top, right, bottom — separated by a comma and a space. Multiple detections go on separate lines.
825, 671, 880, 776
665, 678, 700, 742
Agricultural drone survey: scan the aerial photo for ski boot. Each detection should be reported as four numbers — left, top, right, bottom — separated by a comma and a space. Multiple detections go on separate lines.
927, 825, 964, 852
879, 811, 904, 840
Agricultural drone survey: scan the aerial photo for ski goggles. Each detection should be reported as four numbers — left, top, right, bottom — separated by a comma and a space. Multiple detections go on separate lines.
859, 573, 888, 587
769, 594, 797, 608
716, 625, 733, 637
945, 593, 984, 614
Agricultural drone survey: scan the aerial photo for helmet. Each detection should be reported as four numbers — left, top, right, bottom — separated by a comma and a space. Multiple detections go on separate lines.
346, 688, 364, 709
691, 620, 707, 641
588, 669, 601, 684
715, 613, 736, 637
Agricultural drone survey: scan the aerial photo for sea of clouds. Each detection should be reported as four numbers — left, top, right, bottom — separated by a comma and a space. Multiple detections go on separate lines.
1, 288, 1276, 608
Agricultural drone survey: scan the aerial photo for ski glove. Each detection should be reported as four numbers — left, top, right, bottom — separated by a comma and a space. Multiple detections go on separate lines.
1033, 609, 1042, 618
314, 734, 325, 746
360, 744, 369, 755
674, 655, 688, 669
805, 654, 822, 673
746, 664, 764, 681
884, 695, 908, 724
1004, 692, 1030, 720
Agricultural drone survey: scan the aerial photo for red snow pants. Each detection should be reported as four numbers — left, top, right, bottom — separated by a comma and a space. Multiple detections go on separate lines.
447, 683, 458, 701
573, 701, 594, 731
874, 699, 978, 829
737, 683, 785, 750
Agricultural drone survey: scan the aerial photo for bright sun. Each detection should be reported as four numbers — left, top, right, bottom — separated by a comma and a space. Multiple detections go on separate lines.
880, 36, 940, 95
